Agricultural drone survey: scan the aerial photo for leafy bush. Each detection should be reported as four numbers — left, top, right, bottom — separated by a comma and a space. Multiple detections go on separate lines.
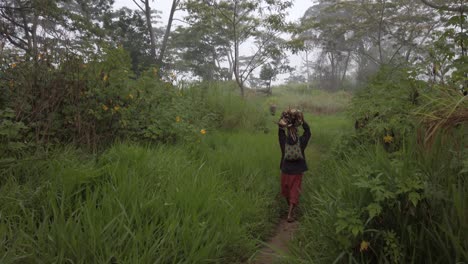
289, 67, 467, 263
0, 108, 30, 166
291, 129, 467, 263
348, 66, 425, 150
0, 48, 243, 150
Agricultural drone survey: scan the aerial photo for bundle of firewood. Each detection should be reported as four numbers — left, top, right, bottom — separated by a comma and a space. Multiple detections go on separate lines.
278, 108, 304, 128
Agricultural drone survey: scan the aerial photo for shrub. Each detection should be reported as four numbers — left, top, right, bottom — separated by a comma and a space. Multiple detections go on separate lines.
0, 48, 233, 149
0, 108, 31, 166
291, 129, 467, 263
348, 66, 425, 150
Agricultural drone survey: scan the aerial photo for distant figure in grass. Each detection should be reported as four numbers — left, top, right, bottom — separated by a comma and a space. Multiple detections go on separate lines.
278, 109, 311, 223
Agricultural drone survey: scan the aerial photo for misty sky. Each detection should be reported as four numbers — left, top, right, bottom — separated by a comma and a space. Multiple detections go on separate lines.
114, 0, 314, 24
113, 0, 318, 83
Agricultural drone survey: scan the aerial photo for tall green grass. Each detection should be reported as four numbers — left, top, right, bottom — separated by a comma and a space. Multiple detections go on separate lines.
0, 129, 283, 263
0, 81, 354, 263
289, 127, 468, 263
270, 84, 351, 115
183, 81, 269, 132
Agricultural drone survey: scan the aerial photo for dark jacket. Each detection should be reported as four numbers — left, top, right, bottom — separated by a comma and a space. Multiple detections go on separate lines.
279, 122, 311, 174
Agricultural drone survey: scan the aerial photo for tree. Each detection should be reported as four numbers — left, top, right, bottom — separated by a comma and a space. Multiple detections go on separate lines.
298, 0, 357, 90
0, 0, 60, 58
296, 0, 440, 90
259, 64, 276, 94
0, 0, 115, 60
169, 0, 231, 80
104, 7, 155, 73
132, 0, 158, 62
183, 0, 293, 97
420, 0, 466, 12
170, 24, 227, 80
157, 0, 180, 66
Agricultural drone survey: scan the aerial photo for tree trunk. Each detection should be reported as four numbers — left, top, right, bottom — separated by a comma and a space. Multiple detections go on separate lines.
232, 0, 244, 97
144, 0, 157, 62
233, 44, 244, 96
341, 50, 351, 89
226, 48, 234, 79
157, 0, 178, 66
377, 0, 386, 64
305, 49, 311, 90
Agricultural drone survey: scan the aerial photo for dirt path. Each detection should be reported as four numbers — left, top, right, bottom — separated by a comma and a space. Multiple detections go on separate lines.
250, 219, 299, 264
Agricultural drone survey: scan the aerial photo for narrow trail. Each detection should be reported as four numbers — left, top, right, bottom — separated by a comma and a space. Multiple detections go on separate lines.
251, 219, 299, 264
249, 129, 325, 263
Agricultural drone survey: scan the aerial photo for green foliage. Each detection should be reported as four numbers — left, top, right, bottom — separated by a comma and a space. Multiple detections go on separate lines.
1, 48, 257, 149
271, 83, 351, 115
0, 128, 281, 263
291, 129, 467, 263
206, 82, 269, 131
0, 108, 30, 162
104, 7, 155, 73
349, 66, 426, 149
259, 64, 276, 82
289, 61, 467, 263
176, 0, 293, 93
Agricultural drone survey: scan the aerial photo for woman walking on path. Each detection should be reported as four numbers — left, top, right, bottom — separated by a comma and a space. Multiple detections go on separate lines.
278, 110, 311, 222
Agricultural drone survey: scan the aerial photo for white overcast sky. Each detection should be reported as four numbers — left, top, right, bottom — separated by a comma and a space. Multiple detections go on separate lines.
113, 0, 315, 23
113, 0, 318, 83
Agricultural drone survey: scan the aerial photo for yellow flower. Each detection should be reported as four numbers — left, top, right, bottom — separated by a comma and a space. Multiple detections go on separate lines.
360, 240, 370, 252
383, 135, 393, 143
102, 104, 109, 111
128, 94, 134, 99
176, 116, 181, 123
103, 74, 109, 81
200, 129, 207, 135
11, 63, 17, 68
114, 105, 120, 111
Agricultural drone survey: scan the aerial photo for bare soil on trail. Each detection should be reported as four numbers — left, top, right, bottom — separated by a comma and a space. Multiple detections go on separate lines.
250, 219, 299, 264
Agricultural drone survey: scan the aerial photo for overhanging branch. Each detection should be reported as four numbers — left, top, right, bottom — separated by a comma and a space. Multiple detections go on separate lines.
132, 0, 145, 12
420, 0, 466, 12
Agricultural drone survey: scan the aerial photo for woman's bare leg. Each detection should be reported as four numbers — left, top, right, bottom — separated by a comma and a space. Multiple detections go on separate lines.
287, 203, 295, 222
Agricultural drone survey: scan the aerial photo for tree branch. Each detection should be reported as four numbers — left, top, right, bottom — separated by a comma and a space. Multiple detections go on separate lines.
132, 0, 145, 12
240, 33, 277, 78
0, 31, 28, 51
420, 0, 466, 12
0, 5, 32, 10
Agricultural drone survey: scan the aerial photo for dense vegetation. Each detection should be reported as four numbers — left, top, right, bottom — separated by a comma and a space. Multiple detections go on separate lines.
289, 71, 467, 263
1, 0, 467, 263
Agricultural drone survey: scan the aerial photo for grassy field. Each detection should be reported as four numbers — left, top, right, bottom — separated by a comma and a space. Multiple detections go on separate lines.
0, 136, 279, 263
267, 84, 352, 115
0, 85, 352, 263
